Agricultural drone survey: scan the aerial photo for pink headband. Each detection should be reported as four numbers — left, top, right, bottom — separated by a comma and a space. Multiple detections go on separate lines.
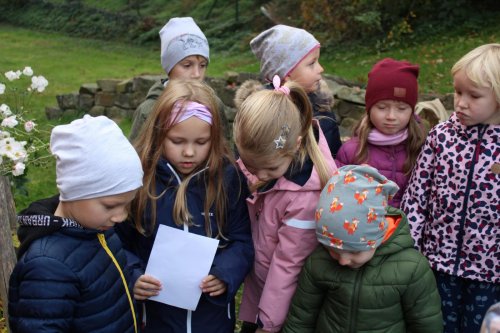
170, 101, 213, 126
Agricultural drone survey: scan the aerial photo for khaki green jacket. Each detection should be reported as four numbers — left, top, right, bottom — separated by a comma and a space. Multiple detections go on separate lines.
283, 207, 443, 333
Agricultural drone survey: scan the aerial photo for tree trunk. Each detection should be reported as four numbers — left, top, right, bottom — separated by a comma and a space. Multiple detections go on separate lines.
0, 176, 17, 332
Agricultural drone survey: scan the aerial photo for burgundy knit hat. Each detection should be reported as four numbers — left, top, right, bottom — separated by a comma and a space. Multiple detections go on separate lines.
365, 58, 419, 112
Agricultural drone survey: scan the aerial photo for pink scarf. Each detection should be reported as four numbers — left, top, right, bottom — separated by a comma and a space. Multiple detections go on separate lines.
367, 128, 408, 146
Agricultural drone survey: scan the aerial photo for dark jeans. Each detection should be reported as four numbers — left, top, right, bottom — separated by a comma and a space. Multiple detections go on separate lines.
434, 270, 499, 333
239, 321, 258, 333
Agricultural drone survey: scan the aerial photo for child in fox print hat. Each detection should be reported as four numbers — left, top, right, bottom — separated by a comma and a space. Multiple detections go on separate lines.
316, 164, 399, 251
282, 164, 443, 333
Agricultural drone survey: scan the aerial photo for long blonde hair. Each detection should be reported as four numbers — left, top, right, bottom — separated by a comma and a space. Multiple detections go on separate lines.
352, 111, 425, 174
233, 81, 332, 190
132, 79, 232, 237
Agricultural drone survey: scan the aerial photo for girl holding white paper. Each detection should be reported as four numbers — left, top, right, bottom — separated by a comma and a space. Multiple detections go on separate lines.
116, 79, 254, 333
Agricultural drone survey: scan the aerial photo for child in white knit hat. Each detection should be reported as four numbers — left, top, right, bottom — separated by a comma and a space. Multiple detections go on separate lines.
9, 115, 143, 333
235, 24, 342, 158
130, 17, 229, 140
282, 165, 442, 333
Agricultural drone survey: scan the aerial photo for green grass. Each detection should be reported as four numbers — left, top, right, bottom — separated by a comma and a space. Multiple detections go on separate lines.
1, 21, 499, 211
0, 24, 162, 210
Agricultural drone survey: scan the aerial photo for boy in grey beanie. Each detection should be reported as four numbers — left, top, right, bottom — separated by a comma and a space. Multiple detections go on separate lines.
130, 17, 229, 140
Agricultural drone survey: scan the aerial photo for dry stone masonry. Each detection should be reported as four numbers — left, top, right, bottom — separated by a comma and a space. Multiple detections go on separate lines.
46, 72, 454, 136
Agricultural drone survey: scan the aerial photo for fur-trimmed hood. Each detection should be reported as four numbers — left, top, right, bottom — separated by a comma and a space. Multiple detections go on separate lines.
233, 78, 334, 111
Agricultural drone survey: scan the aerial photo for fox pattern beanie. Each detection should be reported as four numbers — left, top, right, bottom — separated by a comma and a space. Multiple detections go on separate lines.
250, 24, 320, 82
365, 58, 420, 112
50, 115, 143, 201
160, 17, 210, 75
315, 165, 399, 251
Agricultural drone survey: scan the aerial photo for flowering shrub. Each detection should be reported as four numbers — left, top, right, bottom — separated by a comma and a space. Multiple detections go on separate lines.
0, 67, 50, 177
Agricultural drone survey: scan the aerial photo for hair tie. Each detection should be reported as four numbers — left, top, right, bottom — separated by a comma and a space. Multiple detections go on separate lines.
272, 75, 290, 95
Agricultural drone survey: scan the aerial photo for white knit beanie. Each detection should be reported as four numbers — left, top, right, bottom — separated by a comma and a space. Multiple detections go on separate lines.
50, 115, 143, 201
159, 17, 210, 75
250, 24, 320, 82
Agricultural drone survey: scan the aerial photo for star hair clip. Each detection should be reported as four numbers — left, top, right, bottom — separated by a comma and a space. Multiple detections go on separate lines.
272, 75, 290, 95
274, 124, 290, 149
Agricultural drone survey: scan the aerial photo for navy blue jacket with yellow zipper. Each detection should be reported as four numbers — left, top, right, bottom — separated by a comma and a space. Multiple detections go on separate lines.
115, 158, 254, 333
8, 195, 138, 333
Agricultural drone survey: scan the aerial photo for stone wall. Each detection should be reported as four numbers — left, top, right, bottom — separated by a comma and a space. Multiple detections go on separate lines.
46, 72, 455, 135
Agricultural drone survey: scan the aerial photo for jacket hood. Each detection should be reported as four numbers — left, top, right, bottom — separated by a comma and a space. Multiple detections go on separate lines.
145, 80, 168, 100
371, 206, 414, 260
16, 194, 85, 259
233, 79, 334, 111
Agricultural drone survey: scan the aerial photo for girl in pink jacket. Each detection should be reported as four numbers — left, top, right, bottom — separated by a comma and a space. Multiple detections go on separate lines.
233, 76, 337, 333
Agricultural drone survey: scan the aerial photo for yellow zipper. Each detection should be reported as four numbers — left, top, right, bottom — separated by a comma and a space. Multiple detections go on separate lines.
97, 233, 138, 333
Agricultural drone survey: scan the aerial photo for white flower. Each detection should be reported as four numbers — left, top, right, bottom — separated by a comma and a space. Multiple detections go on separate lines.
0, 130, 10, 139
5, 70, 21, 81
1, 115, 18, 128
22, 67, 33, 76
31, 75, 49, 92
1, 67, 50, 176
0, 137, 27, 162
12, 162, 26, 176
24, 120, 36, 132
0, 103, 12, 116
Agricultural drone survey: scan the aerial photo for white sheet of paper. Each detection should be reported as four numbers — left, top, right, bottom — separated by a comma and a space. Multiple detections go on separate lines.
145, 225, 219, 310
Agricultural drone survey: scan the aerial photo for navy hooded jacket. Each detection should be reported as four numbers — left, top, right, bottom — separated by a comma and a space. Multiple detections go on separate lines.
8, 196, 137, 333
116, 160, 254, 333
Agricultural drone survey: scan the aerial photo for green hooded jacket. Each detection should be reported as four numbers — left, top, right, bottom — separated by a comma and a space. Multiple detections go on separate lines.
283, 206, 443, 333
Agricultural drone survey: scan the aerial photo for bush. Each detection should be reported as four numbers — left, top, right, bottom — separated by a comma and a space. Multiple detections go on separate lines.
0, 1, 140, 42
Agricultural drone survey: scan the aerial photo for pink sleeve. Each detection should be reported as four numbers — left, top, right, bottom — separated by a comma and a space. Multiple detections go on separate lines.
258, 194, 319, 332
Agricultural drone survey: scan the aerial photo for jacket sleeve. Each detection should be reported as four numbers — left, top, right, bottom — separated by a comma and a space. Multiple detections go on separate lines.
208, 166, 254, 305
401, 253, 443, 332
401, 131, 436, 250
258, 193, 319, 332
334, 144, 349, 167
282, 255, 324, 333
334, 138, 357, 167
129, 97, 157, 141
9, 256, 80, 332
114, 220, 147, 284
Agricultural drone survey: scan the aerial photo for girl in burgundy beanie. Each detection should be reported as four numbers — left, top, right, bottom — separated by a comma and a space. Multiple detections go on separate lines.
335, 58, 426, 208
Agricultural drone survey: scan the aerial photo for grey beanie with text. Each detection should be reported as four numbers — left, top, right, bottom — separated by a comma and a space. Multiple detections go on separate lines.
160, 17, 210, 75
